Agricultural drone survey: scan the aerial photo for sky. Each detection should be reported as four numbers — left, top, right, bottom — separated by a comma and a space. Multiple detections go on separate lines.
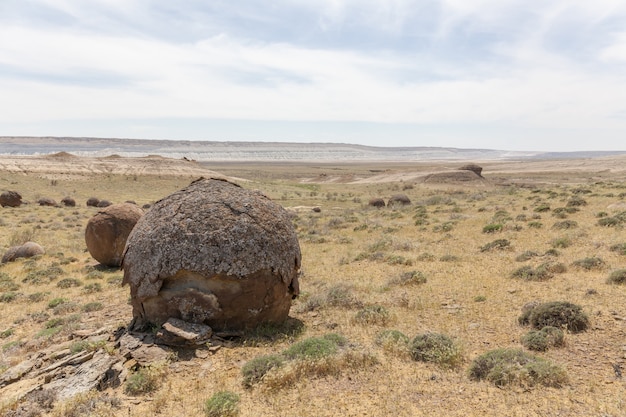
1, 0, 626, 151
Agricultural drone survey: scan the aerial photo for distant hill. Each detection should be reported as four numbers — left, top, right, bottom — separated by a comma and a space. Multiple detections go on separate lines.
1, 137, 625, 162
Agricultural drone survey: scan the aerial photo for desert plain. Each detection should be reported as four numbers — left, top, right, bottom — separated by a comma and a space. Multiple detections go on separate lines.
1, 151, 626, 416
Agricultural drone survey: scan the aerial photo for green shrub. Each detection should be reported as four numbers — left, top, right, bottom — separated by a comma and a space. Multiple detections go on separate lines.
533, 204, 550, 212
353, 305, 390, 325
520, 301, 589, 333
204, 391, 240, 417
515, 251, 539, 262
283, 334, 346, 361
82, 302, 104, 312
409, 333, 462, 369
510, 265, 552, 281
528, 221, 543, 229
597, 217, 621, 227
0, 292, 19, 303
241, 354, 285, 387
57, 278, 82, 288
551, 237, 571, 249
469, 348, 567, 388
482, 223, 503, 234
607, 269, 626, 285
0, 328, 14, 339
609, 243, 626, 255
521, 326, 565, 351
480, 239, 511, 252
566, 196, 587, 207
552, 220, 578, 230
82, 283, 102, 293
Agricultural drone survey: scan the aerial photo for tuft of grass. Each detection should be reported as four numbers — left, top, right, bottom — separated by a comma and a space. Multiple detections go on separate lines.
551, 237, 571, 249
468, 348, 568, 388
607, 269, 626, 285
552, 220, 578, 230
242, 354, 285, 387
521, 326, 565, 351
609, 243, 626, 255
204, 391, 240, 417
353, 305, 391, 326
515, 251, 539, 262
388, 270, 427, 286
283, 334, 346, 361
82, 301, 104, 312
47, 297, 68, 308
510, 265, 552, 281
0, 292, 19, 303
374, 329, 410, 355
409, 332, 462, 369
519, 301, 589, 333
244, 317, 305, 344
57, 277, 83, 288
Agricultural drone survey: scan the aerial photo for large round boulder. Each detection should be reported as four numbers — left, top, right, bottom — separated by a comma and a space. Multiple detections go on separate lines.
2, 242, 45, 263
0, 191, 22, 207
121, 177, 302, 331
85, 203, 144, 267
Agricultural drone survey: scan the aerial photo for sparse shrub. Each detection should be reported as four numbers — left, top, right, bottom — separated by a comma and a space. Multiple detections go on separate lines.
609, 243, 626, 255
409, 333, 462, 369
374, 329, 409, 354
388, 270, 427, 286
598, 217, 622, 227
510, 265, 552, 281
521, 326, 565, 351
415, 252, 436, 261
515, 251, 539, 262
48, 297, 67, 308
353, 305, 390, 325
57, 277, 82, 288
83, 301, 104, 312
480, 239, 511, 252
607, 269, 626, 285
439, 254, 460, 262
551, 237, 571, 249
204, 391, 240, 417
0, 292, 19, 303
482, 223, 503, 233
520, 301, 589, 333
473, 295, 487, 302
468, 348, 567, 388
242, 354, 285, 387
566, 196, 587, 207
571, 256, 604, 271
0, 328, 14, 339
552, 220, 578, 230
85, 270, 104, 280
539, 261, 567, 274
124, 365, 165, 395
28, 292, 47, 302
244, 317, 305, 343
325, 284, 360, 308
36, 326, 62, 339
528, 221, 543, 229
534, 204, 550, 212
82, 282, 103, 293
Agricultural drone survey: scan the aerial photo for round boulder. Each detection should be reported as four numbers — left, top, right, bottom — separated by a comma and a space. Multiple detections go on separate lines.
2, 242, 45, 263
97, 200, 112, 208
368, 197, 386, 208
37, 197, 58, 207
86, 197, 100, 207
85, 203, 144, 267
1, 191, 22, 207
61, 196, 76, 207
458, 164, 483, 177
121, 177, 302, 331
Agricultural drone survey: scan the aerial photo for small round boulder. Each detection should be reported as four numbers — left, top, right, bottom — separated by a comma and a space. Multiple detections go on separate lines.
85, 203, 144, 267
61, 196, 76, 207
1, 191, 22, 207
368, 198, 386, 208
2, 242, 45, 263
86, 197, 100, 207
121, 177, 302, 331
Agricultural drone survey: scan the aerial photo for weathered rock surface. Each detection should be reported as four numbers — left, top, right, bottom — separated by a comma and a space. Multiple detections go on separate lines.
0, 190, 22, 207
423, 170, 486, 184
37, 197, 58, 207
368, 197, 386, 208
85, 203, 144, 267
122, 177, 301, 331
156, 318, 213, 347
1, 242, 45, 263
458, 163, 484, 177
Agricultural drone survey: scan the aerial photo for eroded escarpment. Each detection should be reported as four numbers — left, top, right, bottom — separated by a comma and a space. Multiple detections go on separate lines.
122, 177, 301, 331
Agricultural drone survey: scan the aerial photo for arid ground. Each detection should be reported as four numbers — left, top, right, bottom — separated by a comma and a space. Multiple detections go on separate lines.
1, 152, 626, 416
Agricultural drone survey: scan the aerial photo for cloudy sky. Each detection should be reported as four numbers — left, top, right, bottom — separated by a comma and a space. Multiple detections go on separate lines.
1, 0, 626, 151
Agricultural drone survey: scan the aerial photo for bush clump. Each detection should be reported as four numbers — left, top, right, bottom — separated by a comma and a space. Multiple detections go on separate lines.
204, 391, 240, 417
515, 251, 539, 262
609, 243, 626, 255
607, 269, 626, 285
552, 220, 578, 230
482, 223, 503, 234
571, 256, 605, 271
124, 365, 164, 395
468, 348, 568, 388
353, 305, 391, 326
374, 329, 410, 354
510, 265, 552, 281
409, 332, 462, 369
480, 239, 511, 252
519, 301, 589, 333
388, 270, 427, 286
283, 334, 347, 361
521, 326, 565, 351
241, 354, 285, 387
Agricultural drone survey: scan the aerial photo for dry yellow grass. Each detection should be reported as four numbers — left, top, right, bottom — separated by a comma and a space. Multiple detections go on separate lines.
1, 159, 626, 416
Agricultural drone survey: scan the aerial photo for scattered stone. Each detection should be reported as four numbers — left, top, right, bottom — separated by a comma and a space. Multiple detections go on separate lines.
0, 190, 22, 207
122, 177, 301, 331
86, 197, 100, 207
85, 203, 144, 267
37, 197, 58, 207
157, 318, 213, 347
97, 199, 113, 208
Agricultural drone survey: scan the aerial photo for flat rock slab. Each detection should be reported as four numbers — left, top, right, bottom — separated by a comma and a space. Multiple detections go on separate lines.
157, 318, 212, 346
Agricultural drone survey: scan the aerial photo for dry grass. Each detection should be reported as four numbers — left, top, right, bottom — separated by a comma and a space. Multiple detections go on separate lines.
2, 162, 626, 416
